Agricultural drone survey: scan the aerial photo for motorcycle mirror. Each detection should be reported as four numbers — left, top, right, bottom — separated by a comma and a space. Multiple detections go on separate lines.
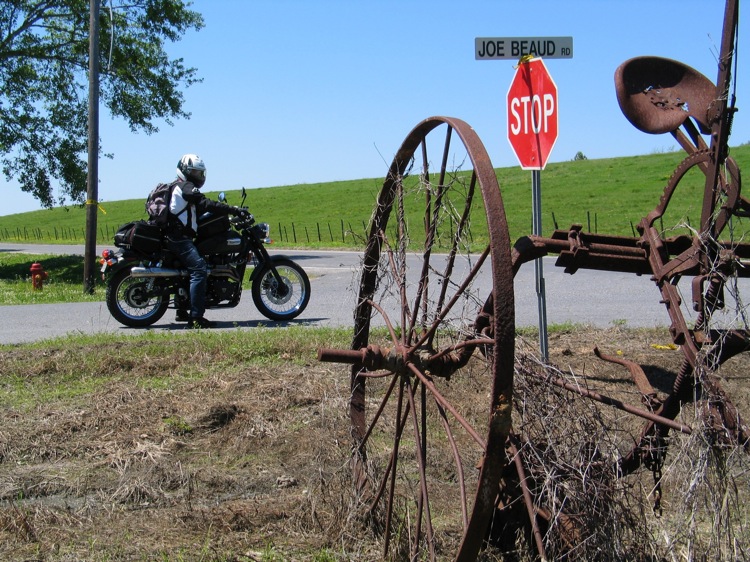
241, 187, 247, 207
218, 192, 226, 202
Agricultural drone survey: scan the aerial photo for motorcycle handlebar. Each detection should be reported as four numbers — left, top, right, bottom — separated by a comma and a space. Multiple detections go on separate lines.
230, 209, 255, 226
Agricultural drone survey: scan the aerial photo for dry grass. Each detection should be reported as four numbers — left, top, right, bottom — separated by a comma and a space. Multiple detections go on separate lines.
0, 326, 748, 561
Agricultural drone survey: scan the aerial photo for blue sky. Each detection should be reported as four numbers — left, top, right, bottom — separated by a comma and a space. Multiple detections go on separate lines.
2, 0, 747, 215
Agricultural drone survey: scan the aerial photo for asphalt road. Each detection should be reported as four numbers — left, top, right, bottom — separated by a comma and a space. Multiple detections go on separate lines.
0, 243, 676, 344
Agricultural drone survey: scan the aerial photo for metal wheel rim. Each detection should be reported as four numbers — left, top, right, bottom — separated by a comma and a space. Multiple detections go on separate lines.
260, 267, 305, 312
349, 116, 515, 561
117, 277, 164, 319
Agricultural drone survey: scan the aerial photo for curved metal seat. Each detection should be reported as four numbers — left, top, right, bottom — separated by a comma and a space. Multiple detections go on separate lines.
615, 56, 716, 134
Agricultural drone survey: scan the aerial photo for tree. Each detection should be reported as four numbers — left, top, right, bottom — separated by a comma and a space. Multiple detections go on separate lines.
0, 0, 204, 208
573, 151, 588, 161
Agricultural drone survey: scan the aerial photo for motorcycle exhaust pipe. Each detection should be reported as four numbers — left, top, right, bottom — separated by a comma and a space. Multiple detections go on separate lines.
130, 266, 188, 278
130, 266, 239, 280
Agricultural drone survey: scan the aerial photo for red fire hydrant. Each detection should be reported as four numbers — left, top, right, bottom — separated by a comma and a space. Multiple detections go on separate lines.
30, 262, 48, 290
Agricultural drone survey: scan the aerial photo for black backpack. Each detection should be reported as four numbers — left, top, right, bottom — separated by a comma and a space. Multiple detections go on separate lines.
145, 181, 184, 228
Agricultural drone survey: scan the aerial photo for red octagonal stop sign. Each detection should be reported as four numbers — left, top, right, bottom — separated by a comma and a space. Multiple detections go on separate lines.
507, 58, 558, 170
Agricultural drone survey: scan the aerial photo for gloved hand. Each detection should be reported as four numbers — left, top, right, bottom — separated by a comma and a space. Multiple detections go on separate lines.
232, 207, 254, 222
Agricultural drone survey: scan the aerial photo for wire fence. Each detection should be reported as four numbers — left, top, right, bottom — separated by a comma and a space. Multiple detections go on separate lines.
0, 214, 684, 246
0, 220, 374, 246
270, 220, 370, 244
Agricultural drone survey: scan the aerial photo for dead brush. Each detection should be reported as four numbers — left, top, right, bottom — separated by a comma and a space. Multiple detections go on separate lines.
654, 356, 750, 561
3, 500, 37, 542
506, 339, 750, 561
281, 367, 383, 557
194, 404, 240, 432
509, 353, 654, 560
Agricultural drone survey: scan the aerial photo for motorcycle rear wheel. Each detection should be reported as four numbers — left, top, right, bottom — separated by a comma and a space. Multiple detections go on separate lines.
106, 266, 170, 327
251, 258, 310, 321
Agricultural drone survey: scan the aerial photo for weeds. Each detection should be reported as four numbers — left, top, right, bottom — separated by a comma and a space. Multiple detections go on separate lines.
0, 324, 748, 560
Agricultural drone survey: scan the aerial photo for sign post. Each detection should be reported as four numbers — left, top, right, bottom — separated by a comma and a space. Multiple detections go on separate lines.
506, 57, 559, 360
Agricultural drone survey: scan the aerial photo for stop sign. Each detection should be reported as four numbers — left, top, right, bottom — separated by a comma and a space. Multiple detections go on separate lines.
507, 58, 558, 170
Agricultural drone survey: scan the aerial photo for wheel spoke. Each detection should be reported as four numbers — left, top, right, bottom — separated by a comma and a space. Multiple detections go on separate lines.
404, 376, 435, 560
382, 378, 407, 556
433, 170, 477, 336
357, 370, 399, 454
408, 362, 486, 449
413, 245, 491, 352
435, 397, 470, 530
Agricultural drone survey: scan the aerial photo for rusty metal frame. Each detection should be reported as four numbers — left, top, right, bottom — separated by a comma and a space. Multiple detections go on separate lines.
319, 1, 746, 560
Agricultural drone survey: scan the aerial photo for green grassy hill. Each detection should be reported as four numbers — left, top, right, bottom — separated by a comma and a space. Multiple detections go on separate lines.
1, 145, 749, 250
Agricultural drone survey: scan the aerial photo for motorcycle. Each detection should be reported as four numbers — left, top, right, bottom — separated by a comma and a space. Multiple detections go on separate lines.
100, 189, 311, 327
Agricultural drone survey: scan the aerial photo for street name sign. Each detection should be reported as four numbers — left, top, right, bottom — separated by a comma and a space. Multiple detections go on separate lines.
475, 36, 573, 60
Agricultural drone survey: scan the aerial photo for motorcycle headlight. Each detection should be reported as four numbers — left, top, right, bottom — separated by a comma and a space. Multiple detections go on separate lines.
254, 222, 271, 244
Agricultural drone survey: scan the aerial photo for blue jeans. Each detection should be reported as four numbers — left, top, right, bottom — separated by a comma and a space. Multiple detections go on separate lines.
167, 237, 207, 319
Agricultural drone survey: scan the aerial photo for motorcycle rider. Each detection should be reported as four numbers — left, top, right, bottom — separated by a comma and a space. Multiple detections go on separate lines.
167, 153, 244, 328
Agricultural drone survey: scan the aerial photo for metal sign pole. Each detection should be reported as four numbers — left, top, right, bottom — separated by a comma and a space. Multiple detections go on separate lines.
532, 169, 548, 360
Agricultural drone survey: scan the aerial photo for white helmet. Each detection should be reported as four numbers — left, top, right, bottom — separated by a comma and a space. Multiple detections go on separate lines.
176, 154, 207, 188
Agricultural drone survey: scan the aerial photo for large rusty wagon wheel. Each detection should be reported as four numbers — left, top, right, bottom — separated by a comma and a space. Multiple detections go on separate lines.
320, 116, 516, 561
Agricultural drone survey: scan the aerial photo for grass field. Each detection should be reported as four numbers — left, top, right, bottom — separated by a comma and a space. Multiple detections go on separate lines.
2, 144, 749, 249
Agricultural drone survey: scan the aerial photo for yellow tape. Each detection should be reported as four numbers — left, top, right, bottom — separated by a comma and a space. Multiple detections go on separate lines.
85, 199, 107, 214
650, 343, 678, 350
514, 54, 535, 68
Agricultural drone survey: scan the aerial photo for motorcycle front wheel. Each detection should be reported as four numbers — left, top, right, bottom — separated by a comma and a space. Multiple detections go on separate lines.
106, 266, 170, 327
251, 258, 310, 321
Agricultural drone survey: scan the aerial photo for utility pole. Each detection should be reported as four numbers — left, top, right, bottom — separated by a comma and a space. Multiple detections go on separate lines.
83, 0, 100, 293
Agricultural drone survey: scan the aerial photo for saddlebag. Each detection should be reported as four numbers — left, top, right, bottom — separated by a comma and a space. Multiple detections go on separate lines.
114, 220, 163, 254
